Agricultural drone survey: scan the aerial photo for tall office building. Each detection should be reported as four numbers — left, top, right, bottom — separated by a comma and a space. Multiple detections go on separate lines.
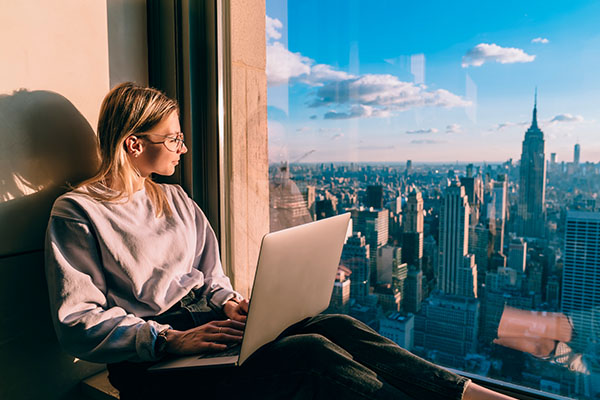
468, 223, 491, 290
402, 185, 424, 269
351, 207, 389, 285
517, 93, 546, 238
341, 233, 371, 301
404, 267, 423, 313
491, 176, 508, 252
437, 182, 477, 298
303, 185, 316, 220
460, 175, 483, 226
405, 160, 412, 177
414, 293, 479, 368
574, 143, 580, 166
327, 266, 352, 314
507, 238, 527, 272
562, 211, 600, 350
366, 185, 384, 209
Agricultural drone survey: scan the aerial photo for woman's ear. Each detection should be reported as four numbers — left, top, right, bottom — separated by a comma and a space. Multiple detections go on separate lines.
124, 135, 144, 158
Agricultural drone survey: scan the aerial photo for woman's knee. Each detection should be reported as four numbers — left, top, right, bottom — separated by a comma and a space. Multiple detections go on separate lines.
260, 333, 351, 370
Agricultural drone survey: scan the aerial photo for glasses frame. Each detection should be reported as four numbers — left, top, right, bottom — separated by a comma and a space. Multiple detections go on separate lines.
137, 133, 186, 152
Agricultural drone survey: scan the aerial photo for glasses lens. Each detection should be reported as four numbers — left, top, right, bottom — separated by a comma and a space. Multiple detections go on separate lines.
163, 137, 181, 152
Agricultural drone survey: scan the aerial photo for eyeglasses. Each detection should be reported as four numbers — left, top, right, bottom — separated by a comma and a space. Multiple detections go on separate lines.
138, 133, 186, 152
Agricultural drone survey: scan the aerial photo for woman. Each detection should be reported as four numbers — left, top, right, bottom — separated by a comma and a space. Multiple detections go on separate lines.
45, 82, 514, 399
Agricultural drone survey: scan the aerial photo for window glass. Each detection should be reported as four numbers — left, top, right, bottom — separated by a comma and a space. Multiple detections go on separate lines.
266, 1, 600, 398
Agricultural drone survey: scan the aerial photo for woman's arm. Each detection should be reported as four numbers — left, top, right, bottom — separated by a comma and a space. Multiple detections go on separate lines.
45, 214, 171, 363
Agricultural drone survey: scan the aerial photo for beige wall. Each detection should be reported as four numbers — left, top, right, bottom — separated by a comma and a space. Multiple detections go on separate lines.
0, 1, 110, 256
228, 0, 270, 297
0, 1, 147, 398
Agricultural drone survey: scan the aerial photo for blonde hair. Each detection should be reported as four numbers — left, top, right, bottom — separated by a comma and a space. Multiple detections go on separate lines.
78, 82, 179, 217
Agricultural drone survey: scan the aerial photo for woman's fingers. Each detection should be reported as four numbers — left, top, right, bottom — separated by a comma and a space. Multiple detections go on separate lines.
215, 319, 246, 331
203, 342, 228, 352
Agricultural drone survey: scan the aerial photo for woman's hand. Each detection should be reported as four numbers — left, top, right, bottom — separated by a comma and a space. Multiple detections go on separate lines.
165, 319, 245, 355
223, 298, 250, 322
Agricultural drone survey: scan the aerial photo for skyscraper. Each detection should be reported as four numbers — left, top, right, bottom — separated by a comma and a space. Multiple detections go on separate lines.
574, 143, 580, 166
517, 92, 546, 238
490, 175, 508, 252
507, 237, 527, 272
366, 185, 384, 209
402, 185, 424, 269
341, 233, 371, 301
350, 208, 389, 286
437, 182, 477, 298
562, 211, 600, 350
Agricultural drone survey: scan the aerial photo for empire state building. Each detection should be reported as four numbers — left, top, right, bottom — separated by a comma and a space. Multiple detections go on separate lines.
517, 93, 546, 238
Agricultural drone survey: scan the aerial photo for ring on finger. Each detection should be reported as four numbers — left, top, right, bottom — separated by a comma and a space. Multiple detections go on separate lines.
218, 327, 222, 334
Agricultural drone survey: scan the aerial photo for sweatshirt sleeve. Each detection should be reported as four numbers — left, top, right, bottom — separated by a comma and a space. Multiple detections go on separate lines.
190, 201, 244, 308
45, 212, 171, 364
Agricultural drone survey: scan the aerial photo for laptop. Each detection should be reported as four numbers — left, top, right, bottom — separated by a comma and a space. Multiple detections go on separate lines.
149, 212, 351, 371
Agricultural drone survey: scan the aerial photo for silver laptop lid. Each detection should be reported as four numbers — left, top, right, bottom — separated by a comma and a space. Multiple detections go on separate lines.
238, 213, 351, 365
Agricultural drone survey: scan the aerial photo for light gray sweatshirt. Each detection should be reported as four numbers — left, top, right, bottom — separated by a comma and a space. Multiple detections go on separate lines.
45, 183, 241, 363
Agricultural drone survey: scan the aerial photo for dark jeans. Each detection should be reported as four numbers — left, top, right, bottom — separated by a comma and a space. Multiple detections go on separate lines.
108, 305, 469, 400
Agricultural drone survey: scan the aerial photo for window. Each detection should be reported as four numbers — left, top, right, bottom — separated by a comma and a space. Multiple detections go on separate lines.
266, 1, 600, 398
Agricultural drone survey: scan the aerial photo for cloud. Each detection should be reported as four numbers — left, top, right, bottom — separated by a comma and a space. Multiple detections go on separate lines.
324, 104, 390, 119
301, 64, 356, 86
446, 123, 462, 134
267, 42, 312, 86
265, 16, 468, 119
312, 74, 470, 117
331, 133, 344, 140
357, 145, 395, 150
266, 16, 283, 42
318, 127, 342, 133
296, 127, 311, 133
489, 121, 529, 131
410, 139, 444, 144
406, 128, 439, 134
550, 114, 584, 123
531, 37, 549, 44
462, 43, 535, 67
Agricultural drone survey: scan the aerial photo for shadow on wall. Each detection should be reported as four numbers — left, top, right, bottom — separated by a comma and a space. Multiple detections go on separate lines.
0, 89, 99, 256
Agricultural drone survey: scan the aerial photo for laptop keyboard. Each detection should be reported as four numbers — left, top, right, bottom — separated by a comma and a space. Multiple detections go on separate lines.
197, 344, 241, 359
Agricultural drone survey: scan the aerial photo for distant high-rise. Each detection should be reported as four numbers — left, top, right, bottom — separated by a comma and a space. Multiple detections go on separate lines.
327, 266, 351, 314
402, 185, 424, 269
550, 152, 556, 165
404, 267, 423, 313
351, 208, 389, 285
561, 211, 600, 350
366, 185, 384, 209
517, 91, 546, 238
437, 182, 477, 298
507, 238, 527, 273
341, 233, 371, 301
460, 175, 483, 226
403, 186, 424, 233
405, 160, 412, 176
414, 293, 479, 368
574, 143, 580, 165
490, 176, 508, 252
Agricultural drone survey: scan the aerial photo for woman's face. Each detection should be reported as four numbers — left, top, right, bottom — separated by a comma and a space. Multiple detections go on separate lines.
133, 110, 187, 177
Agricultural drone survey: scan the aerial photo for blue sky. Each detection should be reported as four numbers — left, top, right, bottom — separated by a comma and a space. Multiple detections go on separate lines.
266, 0, 600, 163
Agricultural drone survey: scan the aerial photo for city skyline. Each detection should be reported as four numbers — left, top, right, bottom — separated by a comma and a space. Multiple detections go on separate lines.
266, 0, 600, 163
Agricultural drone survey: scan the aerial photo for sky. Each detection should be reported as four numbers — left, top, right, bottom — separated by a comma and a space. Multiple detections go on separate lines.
266, 0, 600, 164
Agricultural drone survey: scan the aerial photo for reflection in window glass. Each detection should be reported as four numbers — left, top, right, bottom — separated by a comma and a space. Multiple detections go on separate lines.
266, 1, 600, 398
